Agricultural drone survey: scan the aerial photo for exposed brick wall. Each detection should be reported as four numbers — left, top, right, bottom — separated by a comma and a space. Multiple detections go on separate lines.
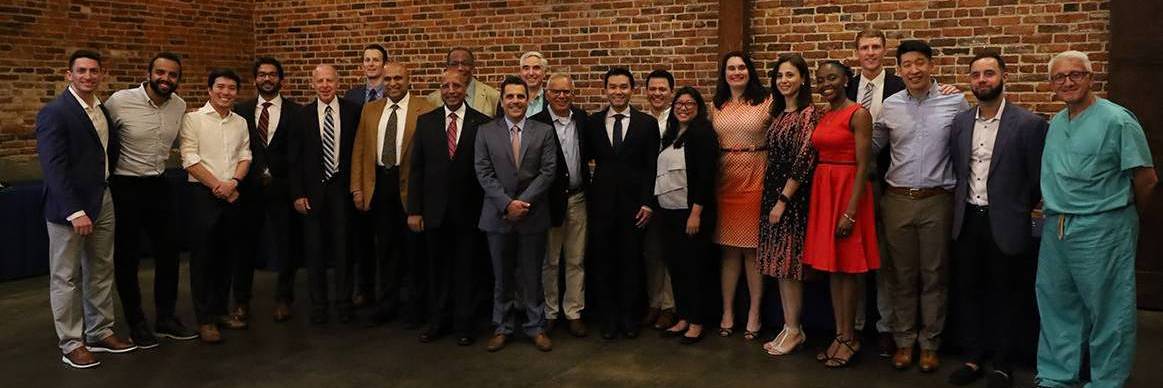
0, 0, 254, 162
1, 0, 1112, 162
254, 0, 721, 111
751, 0, 1110, 115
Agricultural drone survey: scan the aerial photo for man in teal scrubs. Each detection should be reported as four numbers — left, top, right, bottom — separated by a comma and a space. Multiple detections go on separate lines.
1036, 50, 1157, 388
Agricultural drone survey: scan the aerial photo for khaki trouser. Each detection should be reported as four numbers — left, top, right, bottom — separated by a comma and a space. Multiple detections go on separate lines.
48, 189, 117, 354
543, 193, 588, 320
881, 190, 952, 351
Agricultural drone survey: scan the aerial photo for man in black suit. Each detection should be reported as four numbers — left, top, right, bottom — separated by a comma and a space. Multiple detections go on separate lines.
946, 52, 1047, 388
530, 73, 590, 337
407, 69, 490, 345
343, 44, 389, 307
585, 67, 659, 341
232, 56, 304, 324
289, 64, 360, 325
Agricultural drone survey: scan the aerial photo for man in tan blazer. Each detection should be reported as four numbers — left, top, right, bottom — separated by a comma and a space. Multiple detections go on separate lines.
351, 62, 436, 327
426, 47, 499, 117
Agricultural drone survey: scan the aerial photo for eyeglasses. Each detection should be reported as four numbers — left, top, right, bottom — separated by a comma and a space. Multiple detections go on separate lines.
673, 101, 698, 109
547, 89, 572, 96
1050, 71, 1090, 85
256, 72, 280, 80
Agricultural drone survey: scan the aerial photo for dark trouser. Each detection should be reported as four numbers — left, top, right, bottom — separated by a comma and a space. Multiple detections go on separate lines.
371, 167, 407, 314
353, 201, 376, 301
109, 175, 181, 327
188, 183, 244, 325
590, 206, 645, 332
954, 204, 1024, 370
302, 178, 352, 314
657, 208, 712, 325
487, 230, 548, 336
235, 178, 298, 305
426, 223, 478, 337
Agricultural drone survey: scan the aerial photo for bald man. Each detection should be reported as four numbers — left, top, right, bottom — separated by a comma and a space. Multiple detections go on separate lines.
289, 64, 361, 325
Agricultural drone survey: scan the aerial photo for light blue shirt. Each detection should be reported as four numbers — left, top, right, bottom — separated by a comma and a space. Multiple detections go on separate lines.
549, 109, 582, 189
525, 92, 545, 118
873, 80, 970, 189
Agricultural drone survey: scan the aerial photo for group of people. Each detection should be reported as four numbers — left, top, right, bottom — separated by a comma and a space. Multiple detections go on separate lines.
36, 27, 1153, 388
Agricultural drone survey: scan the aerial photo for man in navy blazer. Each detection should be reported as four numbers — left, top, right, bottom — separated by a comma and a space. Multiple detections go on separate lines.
476, 76, 558, 352
947, 52, 1048, 388
37, 49, 136, 369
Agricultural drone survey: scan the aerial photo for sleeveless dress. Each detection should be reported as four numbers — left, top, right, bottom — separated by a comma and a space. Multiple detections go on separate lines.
712, 97, 773, 248
802, 103, 879, 273
757, 107, 818, 279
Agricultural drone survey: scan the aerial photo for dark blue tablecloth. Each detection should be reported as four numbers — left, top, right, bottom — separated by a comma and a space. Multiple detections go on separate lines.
0, 182, 49, 281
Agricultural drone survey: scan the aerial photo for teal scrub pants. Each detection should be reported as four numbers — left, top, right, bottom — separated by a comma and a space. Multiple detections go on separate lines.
1035, 206, 1138, 388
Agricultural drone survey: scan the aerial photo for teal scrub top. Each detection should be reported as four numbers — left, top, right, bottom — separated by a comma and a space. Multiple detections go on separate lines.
1041, 98, 1153, 215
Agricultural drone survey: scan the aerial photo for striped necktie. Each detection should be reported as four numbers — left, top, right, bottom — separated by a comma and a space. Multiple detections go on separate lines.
322, 105, 337, 181
861, 82, 874, 111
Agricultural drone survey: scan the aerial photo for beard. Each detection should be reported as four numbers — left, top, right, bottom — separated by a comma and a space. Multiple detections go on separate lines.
148, 78, 176, 98
258, 80, 280, 95
972, 81, 1004, 103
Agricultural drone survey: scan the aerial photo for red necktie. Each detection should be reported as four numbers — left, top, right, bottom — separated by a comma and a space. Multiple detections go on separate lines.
446, 112, 459, 159
258, 101, 272, 144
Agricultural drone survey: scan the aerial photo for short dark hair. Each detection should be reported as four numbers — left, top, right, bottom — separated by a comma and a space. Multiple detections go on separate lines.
147, 52, 182, 77
896, 40, 934, 63
207, 68, 241, 88
646, 69, 675, 89
768, 53, 813, 115
499, 75, 528, 97
603, 67, 636, 88
364, 44, 388, 62
969, 51, 1006, 72
447, 47, 475, 65
253, 56, 285, 80
68, 49, 102, 70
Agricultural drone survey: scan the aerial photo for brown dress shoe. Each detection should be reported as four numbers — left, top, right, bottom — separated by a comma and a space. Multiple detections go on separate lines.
273, 302, 292, 322
653, 309, 675, 330
892, 346, 914, 369
218, 315, 248, 330
533, 333, 553, 352
641, 308, 661, 327
485, 334, 508, 352
87, 334, 137, 354
61, 347, 100, 369
919, 350, 940, 373
199, 324, 223, 344
568, 319, 588, 338
231, 304, 250, 322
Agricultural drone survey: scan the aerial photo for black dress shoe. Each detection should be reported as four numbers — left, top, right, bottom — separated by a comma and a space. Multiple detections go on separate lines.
457, 336, 474, 346
418, 328, 445, 343
130, 323, 160, 349
678, 332, 704, 345
623, 329, 640, 339
948, 364, 984, 386
309, 311, 329, 325
601, 331, 618, 341
986, 369, 1012, 388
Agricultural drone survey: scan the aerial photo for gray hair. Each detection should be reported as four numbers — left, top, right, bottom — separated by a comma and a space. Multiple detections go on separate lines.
1048, 50, 1092, 74
520, 51, 548, 68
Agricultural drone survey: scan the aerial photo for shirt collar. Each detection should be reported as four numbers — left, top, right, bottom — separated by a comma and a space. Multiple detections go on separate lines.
549, 107, 573, 124
975, 98, 1006, 122
318, 97, 339, 111
367, 82, 385, 96
388, 92, 410, 107
504, 116, 526, 131
69, 85, 101, 110
259, 94, 282, 108
865, 68, 886, 86
907, 80, 941, 102
607, 106, 630, 118
198, 101, 234, 119
444, 103, 466, 118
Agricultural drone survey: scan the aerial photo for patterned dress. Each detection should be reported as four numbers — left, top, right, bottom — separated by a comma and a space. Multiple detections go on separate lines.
757, 106, 819, 279
712, 96, 773, 248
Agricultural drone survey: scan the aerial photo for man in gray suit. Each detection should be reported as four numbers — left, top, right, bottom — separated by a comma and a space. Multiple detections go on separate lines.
947, 52, 1047, 388
475, 75, 558, 352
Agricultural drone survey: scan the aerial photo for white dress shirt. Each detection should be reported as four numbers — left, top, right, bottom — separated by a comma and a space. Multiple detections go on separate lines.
65, 85, 110, 221
604, 106, 632, 146
653, 107, 670, 137
180, 102, 252, 182
256, 94, 283, 145
968, 100, 1005, 206
549, 108, 582, 189
376, 93, 410, 166
105, 82, 186, 177
445, 103, 467, 146
858, 69, 887, 121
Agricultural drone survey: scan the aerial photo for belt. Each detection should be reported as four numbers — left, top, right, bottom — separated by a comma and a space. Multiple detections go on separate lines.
565, 186, 584, 196
886, 185, 950, 200
966, 203, 989, 214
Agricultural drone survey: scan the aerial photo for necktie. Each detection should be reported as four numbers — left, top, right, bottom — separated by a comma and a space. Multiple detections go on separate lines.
258, 101, 272, 145
861, 82, 874, 111
510, 125, 521, 166
446, 112, 458, 159
368, 88, 379, 102
322, 105, 337, 181
612, 113, 625, 151
382, 104, 399, 166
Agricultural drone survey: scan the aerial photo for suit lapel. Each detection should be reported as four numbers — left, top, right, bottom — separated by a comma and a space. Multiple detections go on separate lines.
402, 100, 424, 163
63, 91, 103, 147
959, 112, 974, 179
988, 102, 1015, 179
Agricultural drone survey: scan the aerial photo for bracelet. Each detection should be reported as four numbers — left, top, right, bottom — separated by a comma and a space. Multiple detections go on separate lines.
841, 213, 856, 223
777, 193, 790, 203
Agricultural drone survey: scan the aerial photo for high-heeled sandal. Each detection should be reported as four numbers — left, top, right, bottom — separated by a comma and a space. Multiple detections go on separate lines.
764, 326, 805, 356
718, 326, 734, 337
822, 336, 861, 368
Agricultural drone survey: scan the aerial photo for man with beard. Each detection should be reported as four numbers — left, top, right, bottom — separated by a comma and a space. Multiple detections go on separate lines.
640, 69, 676, 330
946, 52, 1047, 388
105, 52, 199, 348
232, 57, 304, 324
1035, 51, 1156, 388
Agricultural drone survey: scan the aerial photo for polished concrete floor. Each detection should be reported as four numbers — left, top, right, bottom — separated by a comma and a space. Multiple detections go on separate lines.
2, 263, 1161, 388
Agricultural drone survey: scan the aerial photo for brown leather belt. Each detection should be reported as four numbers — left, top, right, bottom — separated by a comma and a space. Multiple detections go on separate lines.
886, 185, 951, 200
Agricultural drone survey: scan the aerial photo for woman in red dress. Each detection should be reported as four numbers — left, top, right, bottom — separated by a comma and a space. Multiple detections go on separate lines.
802, 61, 879, 367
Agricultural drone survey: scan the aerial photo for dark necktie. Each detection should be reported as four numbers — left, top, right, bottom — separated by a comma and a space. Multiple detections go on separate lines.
368, 88, 379, 102
612, 113, 625, 151
258, 101, 272, 145
382, 104, 399, 166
